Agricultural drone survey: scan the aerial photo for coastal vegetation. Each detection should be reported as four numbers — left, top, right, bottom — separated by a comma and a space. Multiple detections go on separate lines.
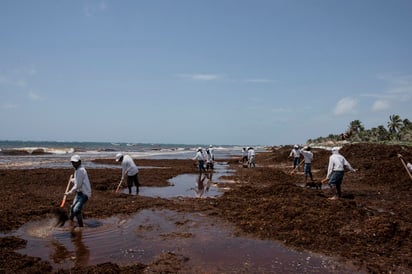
308, 114, 412, 146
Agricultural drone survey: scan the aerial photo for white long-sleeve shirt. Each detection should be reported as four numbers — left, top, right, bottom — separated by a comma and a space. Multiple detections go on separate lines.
68, 165, 92, 198
290, 148, 300, 158
193, 151, 205, 161
326, 153, 355, 179
248, 148, 255, 159
407, 163, 412, 173
121, 155, 139, 179
299, 149, 313, 164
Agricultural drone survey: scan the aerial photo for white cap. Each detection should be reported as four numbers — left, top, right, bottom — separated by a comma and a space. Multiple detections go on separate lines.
331, 147, 340, 154
115, 153, 123, 162
294, 145, 299, 148
70, 155, 80, 162
197, 147, 202, 151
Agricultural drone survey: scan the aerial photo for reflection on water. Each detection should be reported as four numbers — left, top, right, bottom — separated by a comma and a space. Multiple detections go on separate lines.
50, 230, 90, 267
119, 162, 235, 198
12, 210, 360, 273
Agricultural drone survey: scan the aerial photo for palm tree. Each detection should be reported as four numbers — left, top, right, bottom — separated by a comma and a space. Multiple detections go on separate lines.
402, 118, 412, 130
399, 118, 412, 141
377, 125, 389, 141
349, 120, 364, 133
388, 114, 402, 140
346, 120, 364, 141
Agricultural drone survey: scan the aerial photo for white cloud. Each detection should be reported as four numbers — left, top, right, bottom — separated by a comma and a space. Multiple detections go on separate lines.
376, 73, 412, 101
0, 65, 36, 88
177, 73, 221, 81
28, 91, 43, 101
372, 99, 390, 111
333, 97, 358, 115
1, 103, 18, 109
271, 107, 289, 113
83, 1, 108, 17
244, 78, 274, 83
360, 73, 412, 112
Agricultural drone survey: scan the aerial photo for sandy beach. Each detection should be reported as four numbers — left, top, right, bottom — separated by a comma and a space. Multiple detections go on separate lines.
0, 143, 411, 273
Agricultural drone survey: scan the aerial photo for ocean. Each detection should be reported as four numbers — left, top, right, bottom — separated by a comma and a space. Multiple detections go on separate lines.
0, 140, 267, 169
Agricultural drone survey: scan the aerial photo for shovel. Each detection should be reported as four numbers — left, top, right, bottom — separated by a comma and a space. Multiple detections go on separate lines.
60, 174, 73, 207
289, 159, 304, 175
398, 154, 412, 181
55, 174, 73, 226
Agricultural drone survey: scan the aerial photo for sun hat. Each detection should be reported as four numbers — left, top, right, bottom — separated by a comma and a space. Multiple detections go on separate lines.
70, 155, 81, 162
115, 153, 123, 162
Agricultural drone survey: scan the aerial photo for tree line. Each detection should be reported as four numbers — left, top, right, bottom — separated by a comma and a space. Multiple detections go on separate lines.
308, 114, 412, 145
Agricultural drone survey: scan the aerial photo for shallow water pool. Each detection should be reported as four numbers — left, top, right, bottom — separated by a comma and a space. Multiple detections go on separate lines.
12, 209, 360, 273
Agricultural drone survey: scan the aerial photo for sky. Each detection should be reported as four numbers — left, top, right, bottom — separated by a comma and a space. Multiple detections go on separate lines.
1, 0, 411, 146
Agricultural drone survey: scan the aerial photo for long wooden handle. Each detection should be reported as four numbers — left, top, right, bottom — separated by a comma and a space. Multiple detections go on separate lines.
400, 158, 412, 181
115, 178, 124, 193
115, 168, 130, 192
289, 159, 305, 174
60, 174, 73, 207
321, 177, 329, 184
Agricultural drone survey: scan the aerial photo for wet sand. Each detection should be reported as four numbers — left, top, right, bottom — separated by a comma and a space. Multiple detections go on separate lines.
0, 144, 412, 273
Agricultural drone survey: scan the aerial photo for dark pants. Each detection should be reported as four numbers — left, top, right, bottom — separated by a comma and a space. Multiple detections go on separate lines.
198, 160, 206, 173
242, 156, 248, 163
328, 171, 344, 197
127, 173, 139, 194
304, 163, 313, 182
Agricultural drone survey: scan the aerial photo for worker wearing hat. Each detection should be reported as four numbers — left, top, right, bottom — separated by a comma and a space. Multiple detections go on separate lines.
289, 145, 301, 169
325, 147, 356, 200
115, 153, 139, 195
299, 146, 314, 183
65, 154, 92, 227
192, 147, 206, 174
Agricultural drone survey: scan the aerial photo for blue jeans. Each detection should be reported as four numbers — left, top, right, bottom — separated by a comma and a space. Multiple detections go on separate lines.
304, 163, 313, 181
70, 192, 88, 226
293, 157, 300, 168
328, 171, 344, 197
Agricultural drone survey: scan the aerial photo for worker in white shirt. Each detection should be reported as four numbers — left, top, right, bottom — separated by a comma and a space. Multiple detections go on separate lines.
241, 148, 248, 164
206, 146, 214, 170
115, 153, 139, 195
325, 147, 356, 200
248, 147, 256, 168
207, 145, 215, 161
289, 145, 301, 169
66, 155, 92, 227
299, 146, 314, 183
193, 147, 206, 174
